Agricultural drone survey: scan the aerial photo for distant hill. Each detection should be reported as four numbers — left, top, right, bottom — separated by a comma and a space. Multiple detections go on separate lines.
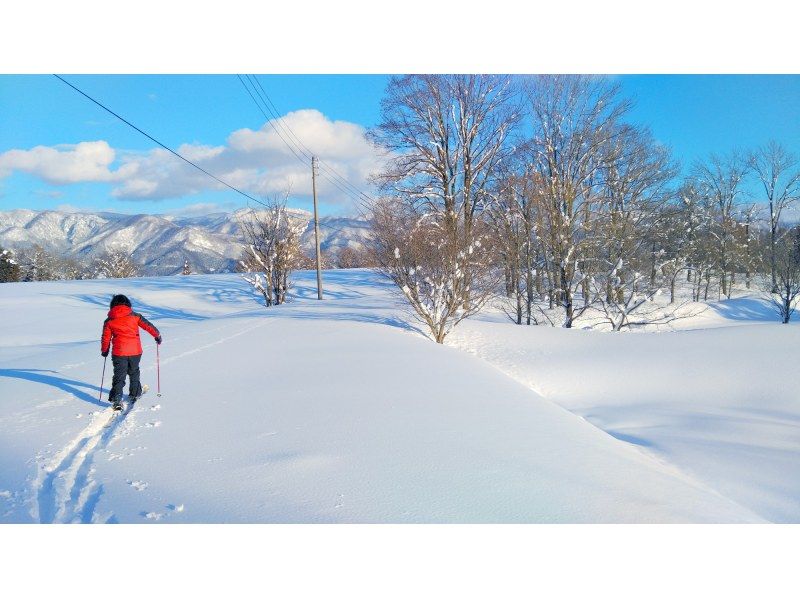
0, 208, 371, 275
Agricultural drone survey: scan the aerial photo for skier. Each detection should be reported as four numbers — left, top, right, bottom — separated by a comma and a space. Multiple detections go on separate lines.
101, 294, 161, 409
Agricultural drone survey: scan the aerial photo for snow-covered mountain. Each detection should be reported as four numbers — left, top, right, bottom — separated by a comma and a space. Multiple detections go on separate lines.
0, 208, 371, 275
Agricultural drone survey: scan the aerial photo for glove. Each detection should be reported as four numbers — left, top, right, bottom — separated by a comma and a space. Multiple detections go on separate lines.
101, 350, 109, 358
155, 336, 162, 345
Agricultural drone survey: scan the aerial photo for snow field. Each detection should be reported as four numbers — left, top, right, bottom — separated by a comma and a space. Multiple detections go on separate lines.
1, 270, 793, 522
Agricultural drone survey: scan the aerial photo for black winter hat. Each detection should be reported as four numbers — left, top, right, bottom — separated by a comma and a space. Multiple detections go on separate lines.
110, 294, 131, 308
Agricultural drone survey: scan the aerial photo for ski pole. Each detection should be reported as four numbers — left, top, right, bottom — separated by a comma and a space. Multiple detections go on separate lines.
99, 354, 107, 404
156, 342, 161, 397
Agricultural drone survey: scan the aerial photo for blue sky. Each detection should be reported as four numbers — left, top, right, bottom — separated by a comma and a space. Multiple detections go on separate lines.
1, 75, 798, 216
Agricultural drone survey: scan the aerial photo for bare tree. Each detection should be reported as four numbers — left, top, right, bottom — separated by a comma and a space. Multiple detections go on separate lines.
336, 245, 373, 269
691, 151, 749, 299
369, 74, 518, 341
18, 245, 57, 281
238, 196, 305, 307
93, 249, 140, 279
766, 226, 800, 323
296, 248, 333, 271
590, 125, 678, 330
734, 203, 762, 290
524, 75, 632, 327
52, 256, 87, 280
370, 75, 518, 237
487, 168, 542, 325
749, 141, 800, 292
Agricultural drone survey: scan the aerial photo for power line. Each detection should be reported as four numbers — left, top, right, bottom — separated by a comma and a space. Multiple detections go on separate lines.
237, 74, 309, 166
53, 74, 270, 209
238, 75, 366, 206
248, 75, 366, 199
240, 74, 375, 210
248, 75, 313, 161
57, 74, 361, 241
238, 75, 371, 214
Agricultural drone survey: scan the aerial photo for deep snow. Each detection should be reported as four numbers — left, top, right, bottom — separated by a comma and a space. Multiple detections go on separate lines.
449, 305, 800, 523
0, 269, 794, 523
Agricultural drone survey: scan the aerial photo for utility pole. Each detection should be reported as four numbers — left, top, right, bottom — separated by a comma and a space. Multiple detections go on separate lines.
311, 156, 324, 300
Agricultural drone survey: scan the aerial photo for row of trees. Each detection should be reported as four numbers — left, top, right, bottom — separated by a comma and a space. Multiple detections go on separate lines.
0, 245, 141, 282
367, 74, 800, 341
1, 238, 374, 287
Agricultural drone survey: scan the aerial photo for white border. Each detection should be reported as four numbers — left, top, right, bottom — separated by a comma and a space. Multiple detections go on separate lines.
2, 2, 798, 593
2, 524, 797, 596
2, 1, 798, 73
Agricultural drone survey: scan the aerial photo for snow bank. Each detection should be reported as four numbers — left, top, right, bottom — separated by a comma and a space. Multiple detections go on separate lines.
448, 308, 800, 522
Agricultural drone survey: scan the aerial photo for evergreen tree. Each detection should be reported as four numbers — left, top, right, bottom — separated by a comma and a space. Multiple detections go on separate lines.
0, 246, 21, 283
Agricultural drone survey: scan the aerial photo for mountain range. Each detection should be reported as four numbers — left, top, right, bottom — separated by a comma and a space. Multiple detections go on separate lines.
0, 208, 371, 275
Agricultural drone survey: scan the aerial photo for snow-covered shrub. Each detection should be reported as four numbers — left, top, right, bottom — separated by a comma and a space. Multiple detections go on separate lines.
371, 200, 496, 343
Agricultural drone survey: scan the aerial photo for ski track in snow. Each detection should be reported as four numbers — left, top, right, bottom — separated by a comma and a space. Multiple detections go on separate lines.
157, 317, 271, 367
33, 406, 136, 524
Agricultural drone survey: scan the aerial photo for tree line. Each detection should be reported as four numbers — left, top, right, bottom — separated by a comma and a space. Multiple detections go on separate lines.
367, 74, 800, 340
0, 234, 375, 287
0, 245, 142, 282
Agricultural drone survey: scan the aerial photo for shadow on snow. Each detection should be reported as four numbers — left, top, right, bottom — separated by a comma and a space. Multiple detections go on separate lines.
707, 297, 780, 322
0, 368, 105, 407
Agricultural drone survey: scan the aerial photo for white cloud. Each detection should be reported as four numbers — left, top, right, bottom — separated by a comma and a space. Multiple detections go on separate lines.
0, 110, 384, 209
34, 189, 64, 199
0, 141, 120, 184
54, 203, 85, 213
162, 201, 239, 217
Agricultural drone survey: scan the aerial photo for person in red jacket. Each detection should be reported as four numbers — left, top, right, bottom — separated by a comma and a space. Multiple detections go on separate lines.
101, 294, 161, 407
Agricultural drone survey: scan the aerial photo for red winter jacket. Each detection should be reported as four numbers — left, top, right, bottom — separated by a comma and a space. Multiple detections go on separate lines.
101, 305, 160, 357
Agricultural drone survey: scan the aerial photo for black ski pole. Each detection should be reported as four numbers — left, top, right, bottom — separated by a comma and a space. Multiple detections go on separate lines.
156, 342, 161, 397
99, 354, 108, 404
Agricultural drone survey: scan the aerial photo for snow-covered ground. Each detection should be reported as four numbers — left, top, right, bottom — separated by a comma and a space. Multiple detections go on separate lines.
0, 269, 796, 523
448, 296, 800, 523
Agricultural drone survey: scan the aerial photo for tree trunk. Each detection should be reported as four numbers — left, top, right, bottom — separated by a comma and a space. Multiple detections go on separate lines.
650, 240, 657, 286
670, 273, 676, 304
582, 275, 590, 307
771, 223, 778, 293
525, 255, 534, 326
561, 266, 573, 328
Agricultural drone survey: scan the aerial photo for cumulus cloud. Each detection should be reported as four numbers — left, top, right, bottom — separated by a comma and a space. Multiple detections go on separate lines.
0, 140, 136, 184
0, 110, 384, 208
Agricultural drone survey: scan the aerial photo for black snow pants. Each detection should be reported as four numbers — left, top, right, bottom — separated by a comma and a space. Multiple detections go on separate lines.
109, 354, 142, 401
